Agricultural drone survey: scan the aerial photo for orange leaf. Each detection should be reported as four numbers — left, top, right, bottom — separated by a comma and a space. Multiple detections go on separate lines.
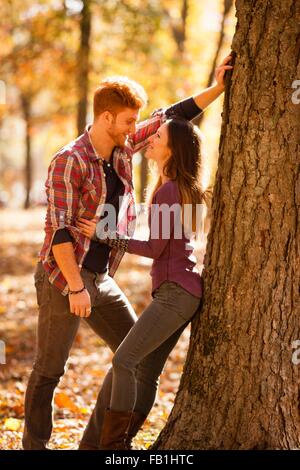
54, 393, 79, 412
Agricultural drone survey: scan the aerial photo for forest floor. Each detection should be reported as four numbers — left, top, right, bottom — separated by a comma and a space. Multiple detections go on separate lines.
0, 208, 205, 450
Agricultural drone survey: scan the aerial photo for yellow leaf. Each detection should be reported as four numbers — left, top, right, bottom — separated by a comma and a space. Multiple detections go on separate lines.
4, 418, 21, 431
79, 408, 89, 414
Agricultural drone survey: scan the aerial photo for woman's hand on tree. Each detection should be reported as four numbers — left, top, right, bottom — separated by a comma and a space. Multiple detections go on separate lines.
215, 54, 234, 90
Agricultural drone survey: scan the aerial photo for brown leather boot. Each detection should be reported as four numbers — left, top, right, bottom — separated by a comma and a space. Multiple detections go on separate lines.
99, 408, 133, 450
125, 411, 147, 449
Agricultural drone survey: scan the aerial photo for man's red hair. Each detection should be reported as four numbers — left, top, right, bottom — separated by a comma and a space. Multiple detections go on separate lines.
93, 76, 148, 118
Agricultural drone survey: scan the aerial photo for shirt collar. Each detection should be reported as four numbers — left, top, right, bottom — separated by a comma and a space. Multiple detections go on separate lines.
81, 124, 103, 161
81, 125, 119, 165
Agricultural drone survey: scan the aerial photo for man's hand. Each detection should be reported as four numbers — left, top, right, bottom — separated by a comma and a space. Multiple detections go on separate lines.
76, 217, 97, 239
68, 288, 92, 318
215, 54, 234, 91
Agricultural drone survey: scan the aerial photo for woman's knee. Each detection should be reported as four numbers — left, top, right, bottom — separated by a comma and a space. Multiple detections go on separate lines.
112, 349, 135, 374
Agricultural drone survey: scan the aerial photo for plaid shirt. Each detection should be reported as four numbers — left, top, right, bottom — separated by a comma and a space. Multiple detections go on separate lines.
39, 110, 167, 295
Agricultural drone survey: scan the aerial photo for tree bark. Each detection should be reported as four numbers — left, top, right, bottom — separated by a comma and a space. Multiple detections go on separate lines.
76, 0, 91, 136
21, 94, 32, 210
153, 0, 300, 450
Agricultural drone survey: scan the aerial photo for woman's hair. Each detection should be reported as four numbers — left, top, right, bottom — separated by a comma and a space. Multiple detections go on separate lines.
146, 117, 212, 236
93, 76, 148, 118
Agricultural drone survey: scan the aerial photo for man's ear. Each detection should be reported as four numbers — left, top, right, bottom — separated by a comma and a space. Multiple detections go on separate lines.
103, 110, 115, 126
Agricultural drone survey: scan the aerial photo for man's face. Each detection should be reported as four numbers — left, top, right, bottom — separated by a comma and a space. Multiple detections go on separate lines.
107, 107, 140, 146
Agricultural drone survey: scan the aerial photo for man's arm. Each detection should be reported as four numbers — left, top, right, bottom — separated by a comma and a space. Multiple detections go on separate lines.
52, 242, 84, 291
45, 152, 91, 317
52, 242, 91, 318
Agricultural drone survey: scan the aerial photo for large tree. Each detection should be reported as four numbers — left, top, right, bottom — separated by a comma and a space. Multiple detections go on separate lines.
153, 0, 300, 450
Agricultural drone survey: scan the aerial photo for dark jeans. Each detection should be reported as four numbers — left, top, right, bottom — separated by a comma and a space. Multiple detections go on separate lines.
110, 281, 201, 411
23, 261, 194, 449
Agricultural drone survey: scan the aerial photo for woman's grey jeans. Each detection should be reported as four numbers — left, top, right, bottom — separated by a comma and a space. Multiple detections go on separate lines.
110, 280, 201, 411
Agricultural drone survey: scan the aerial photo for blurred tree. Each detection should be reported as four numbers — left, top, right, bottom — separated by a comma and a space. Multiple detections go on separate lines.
193, 0, 233, 127
163, 0, 189, 55
0, 0, 78, 208
140, 0, 190, 200
76, 0, 91, 135
20, 93, 33, 210
153, 0, 300, 449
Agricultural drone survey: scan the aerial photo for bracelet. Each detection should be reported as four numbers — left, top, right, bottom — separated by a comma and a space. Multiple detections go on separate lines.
69, 286, 86, 295
106, 236, 129, 252
97, 232, 129, 252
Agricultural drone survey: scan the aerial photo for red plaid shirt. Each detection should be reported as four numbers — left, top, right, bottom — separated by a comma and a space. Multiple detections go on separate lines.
39, 110, 167, 295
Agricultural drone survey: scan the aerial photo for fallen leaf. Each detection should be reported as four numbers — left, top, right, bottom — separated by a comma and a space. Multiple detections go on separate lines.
55, 393, 79, 413
4, 418, 21, 431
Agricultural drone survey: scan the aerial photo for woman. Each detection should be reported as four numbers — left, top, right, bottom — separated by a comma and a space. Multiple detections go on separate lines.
76, 117, 211, 449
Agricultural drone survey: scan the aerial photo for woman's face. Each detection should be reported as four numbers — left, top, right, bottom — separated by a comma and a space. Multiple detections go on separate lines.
145, 122, 171, 164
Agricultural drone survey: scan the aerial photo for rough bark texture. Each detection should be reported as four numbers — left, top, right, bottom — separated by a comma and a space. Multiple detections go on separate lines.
153, 0, 300, 450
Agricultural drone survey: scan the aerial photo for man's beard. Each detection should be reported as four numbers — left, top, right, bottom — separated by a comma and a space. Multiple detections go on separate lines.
107, 125, 126, 147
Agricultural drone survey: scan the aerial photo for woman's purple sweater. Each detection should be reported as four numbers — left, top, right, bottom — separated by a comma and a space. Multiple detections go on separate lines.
127, 180, 202, 298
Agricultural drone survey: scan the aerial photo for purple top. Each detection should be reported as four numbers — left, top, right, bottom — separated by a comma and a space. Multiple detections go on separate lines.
127, 180, 202, 298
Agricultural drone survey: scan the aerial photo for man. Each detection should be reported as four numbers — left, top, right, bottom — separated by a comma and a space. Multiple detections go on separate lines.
23, 55, 233, 450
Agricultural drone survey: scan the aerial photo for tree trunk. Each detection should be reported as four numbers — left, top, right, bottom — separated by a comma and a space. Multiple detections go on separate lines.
193, 0, 233, 127
140, 152, 148, 203
21, 95, 32, 210
153, 0, 300, 450
76, 0, 91, 136
164, 0, 189, 55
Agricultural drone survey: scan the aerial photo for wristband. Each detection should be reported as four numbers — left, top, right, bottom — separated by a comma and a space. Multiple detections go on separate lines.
69, 286, 86, 295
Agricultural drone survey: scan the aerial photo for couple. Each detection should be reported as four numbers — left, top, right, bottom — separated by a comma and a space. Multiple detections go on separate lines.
23, 54, 233, 450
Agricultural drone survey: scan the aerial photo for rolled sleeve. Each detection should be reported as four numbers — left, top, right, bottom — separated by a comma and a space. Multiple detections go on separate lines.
52, 228, 73, 246
43, 151, 85, 259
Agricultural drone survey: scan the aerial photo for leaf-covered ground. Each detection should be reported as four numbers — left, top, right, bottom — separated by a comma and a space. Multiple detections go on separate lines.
0, 209, 205, 450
